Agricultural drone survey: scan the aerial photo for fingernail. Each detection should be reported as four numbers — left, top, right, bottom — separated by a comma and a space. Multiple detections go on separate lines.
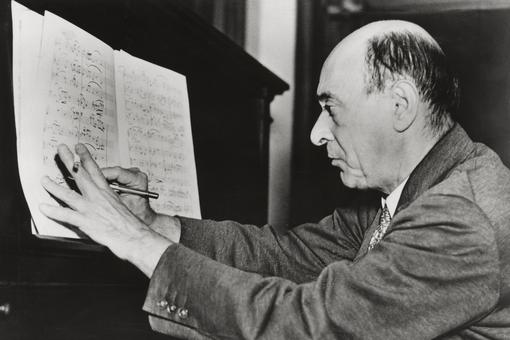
72, 153, 80, 172
72, 162, 80, 173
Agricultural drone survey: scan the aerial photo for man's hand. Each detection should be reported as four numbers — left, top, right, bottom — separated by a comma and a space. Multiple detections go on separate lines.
39, 143, 172, 277
101, 166, 182, 243
101, 166, 157, 225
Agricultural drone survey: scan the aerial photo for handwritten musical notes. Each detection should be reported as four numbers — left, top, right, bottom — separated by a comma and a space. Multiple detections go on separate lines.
115, 51, 201, 218
15, 10, 121, 238
40, 12, 119, 178
13, 4, 201, 238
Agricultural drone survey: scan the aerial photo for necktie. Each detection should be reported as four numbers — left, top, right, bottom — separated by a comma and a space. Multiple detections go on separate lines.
368, 204, 391, 251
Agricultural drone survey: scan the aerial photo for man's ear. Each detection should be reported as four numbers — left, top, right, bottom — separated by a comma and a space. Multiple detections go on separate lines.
391, 80, 418, 132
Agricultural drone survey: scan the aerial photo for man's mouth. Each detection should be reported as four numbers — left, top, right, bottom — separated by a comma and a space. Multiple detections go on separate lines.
328, 151, 344, 168
330, 158, 343, 167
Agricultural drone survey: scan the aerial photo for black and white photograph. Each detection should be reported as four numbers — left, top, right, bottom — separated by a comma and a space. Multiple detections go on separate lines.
1, 0, 510, 339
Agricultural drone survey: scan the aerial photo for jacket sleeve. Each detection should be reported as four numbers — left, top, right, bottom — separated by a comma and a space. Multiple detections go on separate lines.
143, 193, 499, 339
176, 201, 373, 283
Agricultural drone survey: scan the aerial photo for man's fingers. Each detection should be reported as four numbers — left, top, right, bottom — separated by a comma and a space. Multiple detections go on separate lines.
74, 144, 109, 189
56, 144, 99, 195
41, 176, 87, 211
102, 166, 148, 190
56, 144, 77, 170
102, 166, 136, 183
39, 203, 89, 229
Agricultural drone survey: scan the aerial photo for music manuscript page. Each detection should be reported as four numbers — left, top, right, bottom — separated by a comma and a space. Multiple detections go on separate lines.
12, 2, 201, 239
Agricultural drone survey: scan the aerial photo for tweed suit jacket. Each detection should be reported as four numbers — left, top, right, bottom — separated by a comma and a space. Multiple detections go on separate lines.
143, 124, 510, 339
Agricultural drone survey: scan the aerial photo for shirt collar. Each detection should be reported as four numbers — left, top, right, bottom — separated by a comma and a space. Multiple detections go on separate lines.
381, 177, 409, 218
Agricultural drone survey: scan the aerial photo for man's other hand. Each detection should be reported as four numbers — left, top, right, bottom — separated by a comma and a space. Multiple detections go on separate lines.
102, 165, 157, 225
101, 166, 182, 243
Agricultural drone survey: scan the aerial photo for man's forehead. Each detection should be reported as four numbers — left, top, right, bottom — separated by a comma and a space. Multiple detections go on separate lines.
317, 54, 365, 101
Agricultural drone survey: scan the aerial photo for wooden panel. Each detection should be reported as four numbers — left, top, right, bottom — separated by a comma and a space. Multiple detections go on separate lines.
0, 287, 17, 338
0, 285, 172, 340
176, 0, 246, 47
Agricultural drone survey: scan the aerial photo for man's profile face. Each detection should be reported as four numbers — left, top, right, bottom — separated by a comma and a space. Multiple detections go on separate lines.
310, 43, 393, 191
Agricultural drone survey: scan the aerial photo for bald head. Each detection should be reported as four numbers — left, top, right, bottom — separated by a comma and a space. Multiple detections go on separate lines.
323, 20, 459, 136
332, 20, 438, 51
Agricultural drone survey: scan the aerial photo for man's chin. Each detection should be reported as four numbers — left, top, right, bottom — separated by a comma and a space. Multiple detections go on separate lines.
340, 171, 368, 190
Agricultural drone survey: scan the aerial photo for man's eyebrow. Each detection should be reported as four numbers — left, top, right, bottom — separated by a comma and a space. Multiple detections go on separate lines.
317, 92, 331, 102
317, 91, 342, 105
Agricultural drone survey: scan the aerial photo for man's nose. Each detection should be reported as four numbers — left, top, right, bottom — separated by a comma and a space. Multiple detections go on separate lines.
310, 111, 334, 146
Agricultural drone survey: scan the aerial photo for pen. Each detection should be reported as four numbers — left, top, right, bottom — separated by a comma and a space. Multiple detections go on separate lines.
69, 154, 158, 199
66, 176, 159, 199
108, 183, 159, 199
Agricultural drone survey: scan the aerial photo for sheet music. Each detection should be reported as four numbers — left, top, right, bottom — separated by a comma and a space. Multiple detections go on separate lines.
114, 50, 201, 218
11, 0, 26, 133
13, 3, 202, 238
12, 2, 39, 140
19, 11, 119, 238
12, 1, 41, 234
13, 6, 42, 183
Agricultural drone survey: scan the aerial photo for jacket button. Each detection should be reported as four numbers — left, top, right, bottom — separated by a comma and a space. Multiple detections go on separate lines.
167, 304, 177, 313
177, 308, 189, 319
157, 300, 168, 309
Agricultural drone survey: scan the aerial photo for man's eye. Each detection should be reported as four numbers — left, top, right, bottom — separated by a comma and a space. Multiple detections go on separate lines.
324, 105, 333, 116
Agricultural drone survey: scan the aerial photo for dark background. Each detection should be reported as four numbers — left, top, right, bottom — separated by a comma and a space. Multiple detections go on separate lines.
2, 0, 510, 338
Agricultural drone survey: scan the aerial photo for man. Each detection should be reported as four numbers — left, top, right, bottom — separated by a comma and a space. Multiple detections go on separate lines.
40, 20, 510, 339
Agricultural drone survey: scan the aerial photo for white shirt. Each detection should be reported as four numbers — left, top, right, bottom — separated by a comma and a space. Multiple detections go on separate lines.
381, 178, 409, 218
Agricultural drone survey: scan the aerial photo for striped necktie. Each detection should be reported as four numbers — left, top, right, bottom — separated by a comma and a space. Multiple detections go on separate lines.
368, 204, 391, 251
